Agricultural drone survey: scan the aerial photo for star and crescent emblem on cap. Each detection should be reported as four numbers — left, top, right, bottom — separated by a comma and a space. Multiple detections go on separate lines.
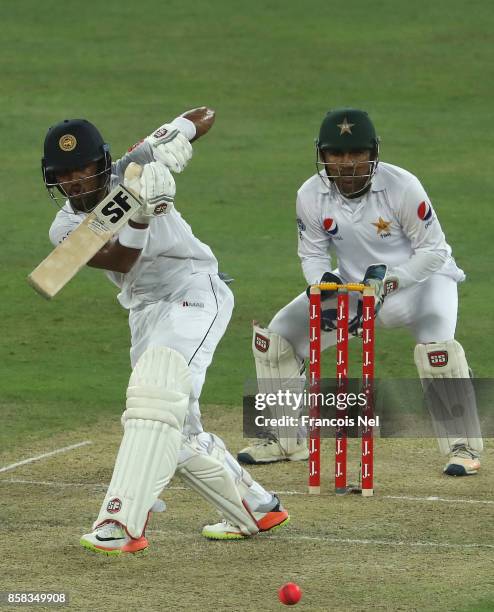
337, 117, 355, 135
372, 217, 392, 234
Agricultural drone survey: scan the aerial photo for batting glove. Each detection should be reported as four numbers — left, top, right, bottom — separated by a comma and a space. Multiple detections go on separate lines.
125, 161, 176, 224
145, 124, 193, 173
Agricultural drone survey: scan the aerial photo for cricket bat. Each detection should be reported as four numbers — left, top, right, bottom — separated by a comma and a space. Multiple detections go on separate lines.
28, 162, 143, 299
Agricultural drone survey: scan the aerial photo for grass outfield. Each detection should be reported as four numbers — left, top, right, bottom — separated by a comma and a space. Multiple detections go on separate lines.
1, 0, 494, 609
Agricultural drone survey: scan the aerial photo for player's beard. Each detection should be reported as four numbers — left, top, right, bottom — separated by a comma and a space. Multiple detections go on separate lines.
327, 159, 377, 198
332, 174, 369, 197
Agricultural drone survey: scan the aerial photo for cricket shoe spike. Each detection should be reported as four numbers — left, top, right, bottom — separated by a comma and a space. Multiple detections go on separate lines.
444, 444, 481, 476
80, 521, 149, 556
237, 436, 309, 465
202, 494, 290, 540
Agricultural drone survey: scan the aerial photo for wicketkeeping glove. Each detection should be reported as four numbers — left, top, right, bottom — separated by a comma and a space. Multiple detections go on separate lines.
124, 161, 176, 224
306, 271, 343, 332
145, 124, 193, 173
348, 263, 387, 336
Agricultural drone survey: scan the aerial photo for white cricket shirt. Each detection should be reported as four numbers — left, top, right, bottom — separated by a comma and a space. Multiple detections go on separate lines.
296, 162, 465, 288
49, 130, 218, 309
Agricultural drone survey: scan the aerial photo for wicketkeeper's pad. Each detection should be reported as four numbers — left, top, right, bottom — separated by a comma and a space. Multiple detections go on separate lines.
252, 324, 305, 454
414, 340, 483, 456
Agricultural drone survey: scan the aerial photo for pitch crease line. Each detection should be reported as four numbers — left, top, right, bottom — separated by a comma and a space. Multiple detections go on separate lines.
148, 529, 494, 550
2, 480, 493, 508
288, 535, 494, 549
0, 478, 107, 488
0, 441, 92, 474
0, 478, 187, 491
383, 495, 494, 505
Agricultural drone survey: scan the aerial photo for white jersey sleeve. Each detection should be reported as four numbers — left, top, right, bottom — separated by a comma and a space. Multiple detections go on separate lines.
390, 175, 450, 289
49, 205, 84, 246
296, 190, 332, 284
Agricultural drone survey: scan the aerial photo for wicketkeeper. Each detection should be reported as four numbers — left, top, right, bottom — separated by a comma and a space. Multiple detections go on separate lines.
41, 107, 289, 554
238, 108, 483, 478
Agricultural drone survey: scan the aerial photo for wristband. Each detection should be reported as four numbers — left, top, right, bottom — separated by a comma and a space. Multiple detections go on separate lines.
118, 224, 149, 250
170, 116, 196, 141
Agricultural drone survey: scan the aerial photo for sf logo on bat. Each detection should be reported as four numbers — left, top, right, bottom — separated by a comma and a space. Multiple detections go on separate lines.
100, 189, 136, 224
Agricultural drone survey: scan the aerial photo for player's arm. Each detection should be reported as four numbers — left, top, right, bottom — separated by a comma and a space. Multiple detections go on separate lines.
388, 176, 450, 292
89, 162, 176, 273
48, 217, 147, 275
296, 192, 332, 284
86, 221, 146, 273
180, 106, 215, 142
115, 106, 215, 178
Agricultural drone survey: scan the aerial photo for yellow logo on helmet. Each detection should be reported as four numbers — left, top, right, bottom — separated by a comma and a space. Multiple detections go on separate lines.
59, 134, 77, 152
337, 117, 355, 135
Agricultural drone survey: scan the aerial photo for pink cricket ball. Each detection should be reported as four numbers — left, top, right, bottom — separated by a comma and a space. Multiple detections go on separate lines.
278, 582, 302, 605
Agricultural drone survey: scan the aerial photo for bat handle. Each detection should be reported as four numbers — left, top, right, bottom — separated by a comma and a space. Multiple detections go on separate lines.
123, 162, 142, 199
124, 162, 143, 180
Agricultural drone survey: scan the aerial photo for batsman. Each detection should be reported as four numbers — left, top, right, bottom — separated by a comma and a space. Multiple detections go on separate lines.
40, 107, 289, 554
238, 108, 483, 478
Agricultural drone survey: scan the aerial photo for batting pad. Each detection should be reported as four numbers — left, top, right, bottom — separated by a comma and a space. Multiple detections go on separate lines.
414, 340, 483, 456
177, 435, 259, 536
95, 347, 191, 538
253, 324, 305, 454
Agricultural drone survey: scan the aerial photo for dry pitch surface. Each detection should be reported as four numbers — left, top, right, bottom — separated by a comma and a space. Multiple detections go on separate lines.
0, 407, 493, 612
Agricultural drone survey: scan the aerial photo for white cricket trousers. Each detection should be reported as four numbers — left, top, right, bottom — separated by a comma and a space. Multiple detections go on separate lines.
128, 273, 272, 503
269, 273, 459, 358
129, 273, 233, 436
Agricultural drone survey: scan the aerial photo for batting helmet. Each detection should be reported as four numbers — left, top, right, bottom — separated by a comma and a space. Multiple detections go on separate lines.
41, 119, 112, 212
316, 108, 380, 197
317, 108, 379, 154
